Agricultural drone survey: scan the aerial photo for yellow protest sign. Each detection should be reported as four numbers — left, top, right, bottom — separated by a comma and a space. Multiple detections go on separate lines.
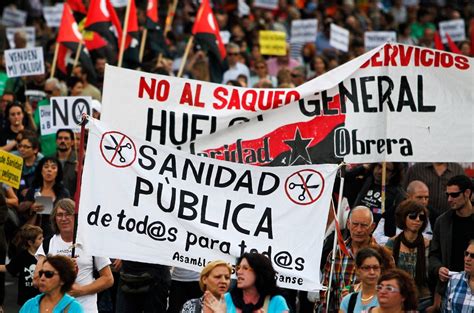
259, 31, 287, 56
0, 150, 23, 189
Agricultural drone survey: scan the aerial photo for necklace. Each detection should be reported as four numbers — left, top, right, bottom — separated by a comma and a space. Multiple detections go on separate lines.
361, 294, 375, 301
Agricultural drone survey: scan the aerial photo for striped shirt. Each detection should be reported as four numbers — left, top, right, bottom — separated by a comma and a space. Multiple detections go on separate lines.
443, 271, 474, 313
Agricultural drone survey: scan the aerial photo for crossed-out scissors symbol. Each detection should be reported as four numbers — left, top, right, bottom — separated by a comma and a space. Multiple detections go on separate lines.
288, 174, 320, 201
104, 135, 132, 163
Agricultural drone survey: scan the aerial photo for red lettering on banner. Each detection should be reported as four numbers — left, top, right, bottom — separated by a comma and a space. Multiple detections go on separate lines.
360, 44, 470, 70
179, 83, 205, 107
138, 77, 170, 101
212, 88, 300, 111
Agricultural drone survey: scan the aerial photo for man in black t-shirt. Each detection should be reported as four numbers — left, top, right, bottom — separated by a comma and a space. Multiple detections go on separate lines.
429, 175, 474, 310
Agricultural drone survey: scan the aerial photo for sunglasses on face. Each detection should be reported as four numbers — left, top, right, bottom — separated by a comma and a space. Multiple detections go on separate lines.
407, 212, 426, 221
39, 270, 57, 278
446, 190, 464, 198
44, 89, 54, 95
465, 250, 474, 258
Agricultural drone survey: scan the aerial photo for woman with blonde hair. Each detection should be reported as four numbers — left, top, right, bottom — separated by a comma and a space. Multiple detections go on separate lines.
181, 260, 232, 313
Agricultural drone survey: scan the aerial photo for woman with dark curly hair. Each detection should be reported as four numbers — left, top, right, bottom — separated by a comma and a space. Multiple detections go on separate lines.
20, 255, 83, 312
385, 200, 432, 311
19, 157, 70, 237
223, 253, 289, 313
363, 269, 418, 313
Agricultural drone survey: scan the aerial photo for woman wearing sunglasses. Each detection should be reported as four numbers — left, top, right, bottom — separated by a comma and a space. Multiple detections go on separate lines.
20, 255, 83, 312
362, 269, 418, 313
385, 200, 432, 311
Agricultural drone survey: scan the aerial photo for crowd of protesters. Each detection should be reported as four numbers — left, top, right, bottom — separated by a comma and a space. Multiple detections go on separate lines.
0, 0, 473, 312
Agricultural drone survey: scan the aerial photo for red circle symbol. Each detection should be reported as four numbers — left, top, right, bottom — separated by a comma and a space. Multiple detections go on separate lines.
285, 169, 325, 205
100, 131, 137, 168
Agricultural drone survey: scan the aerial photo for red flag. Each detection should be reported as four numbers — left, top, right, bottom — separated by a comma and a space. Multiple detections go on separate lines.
124, 0, 139, 49
434, 31, 444, 51
192, 0, 226, 59
146, 0, 159, 25
85, 0, 122, 47
67, 0, 87, 15
57, 44, 69, 75
446, 33, 461, 54
57, 3, 82, 44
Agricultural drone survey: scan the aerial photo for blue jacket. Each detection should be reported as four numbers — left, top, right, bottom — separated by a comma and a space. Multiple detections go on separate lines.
20, 293, 84, 313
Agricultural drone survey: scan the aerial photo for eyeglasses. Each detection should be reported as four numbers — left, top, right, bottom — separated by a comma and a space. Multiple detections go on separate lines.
18, 144, 33, 149
255, 65, 266, 69
446, 191, 464, 198
291, 73, 302, 78
39, 270, 57, 279
407, 212, 426, 221
376, 284, 400, 293
465, 251, 474, 258
359, 265, 381, 271
44, 89, 54, 95
227, 52, 239, 56
55, 213, 74, 219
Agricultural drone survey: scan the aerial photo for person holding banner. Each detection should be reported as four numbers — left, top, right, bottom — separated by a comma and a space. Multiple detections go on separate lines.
35, 199, 114, 313
181, 260, 232, 313
320, 206, 379, 312
223, 253, 289, 313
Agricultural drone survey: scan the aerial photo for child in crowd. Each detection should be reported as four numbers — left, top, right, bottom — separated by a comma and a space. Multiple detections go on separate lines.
0, 224, 43, 305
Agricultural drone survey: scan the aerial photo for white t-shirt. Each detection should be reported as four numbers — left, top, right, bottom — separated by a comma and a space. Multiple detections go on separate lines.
222, 62, 250, 84
36, 234, 111, 312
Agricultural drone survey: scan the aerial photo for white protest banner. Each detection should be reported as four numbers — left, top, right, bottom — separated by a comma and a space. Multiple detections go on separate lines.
439, 19, 466, 44
290, 19, 318, 44
6, 27, 36, 48
101, 44, 474, 163
253, 0, 279, 10
1, 7, 27, 27
78, 119, 338, 291
329, 23, 349, 52
42, 4, 64, 28
50, 97, 92, 131
364, 31, 397, 51
39, 106, 56, 136
5, 47, 45, 78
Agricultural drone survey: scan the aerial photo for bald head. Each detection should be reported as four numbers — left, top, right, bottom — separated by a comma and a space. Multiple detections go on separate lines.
407, 180, 429, 208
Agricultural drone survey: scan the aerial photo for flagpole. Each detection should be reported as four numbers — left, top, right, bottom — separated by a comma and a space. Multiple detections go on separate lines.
325, 165, 346, 311
139, 28, 148, 63
71, 114, 87, 258
118, 0, 133, 68
177, 35, 194, 77
72, 42, 83, 74
156, 0, 178, 68
50, 43, 60, 78
381, 162, 386, 214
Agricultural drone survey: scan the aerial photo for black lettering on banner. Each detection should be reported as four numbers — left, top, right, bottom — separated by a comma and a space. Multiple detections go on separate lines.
52, 98, 68, 126
334, 128, 414, 157
72, 98, 90, 124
